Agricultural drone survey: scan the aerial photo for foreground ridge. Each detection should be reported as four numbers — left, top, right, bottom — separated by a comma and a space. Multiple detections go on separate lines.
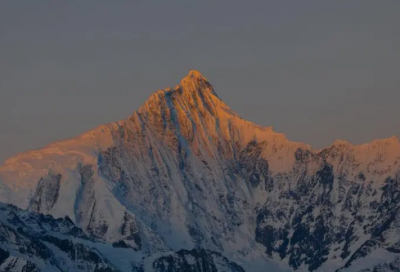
0, 70, 400, 272
0, 202, 245, 272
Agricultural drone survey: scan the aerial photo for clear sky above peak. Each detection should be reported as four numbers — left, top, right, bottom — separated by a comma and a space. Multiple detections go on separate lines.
1, 1, 400, 163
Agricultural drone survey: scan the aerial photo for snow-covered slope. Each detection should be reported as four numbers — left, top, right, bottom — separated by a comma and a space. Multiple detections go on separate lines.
0, 202, 119, 272
0, 202, 245, 272
0, 70, 399, 271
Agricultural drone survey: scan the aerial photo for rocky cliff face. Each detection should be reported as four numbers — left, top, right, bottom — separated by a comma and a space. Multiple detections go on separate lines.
0, 71, 399, 272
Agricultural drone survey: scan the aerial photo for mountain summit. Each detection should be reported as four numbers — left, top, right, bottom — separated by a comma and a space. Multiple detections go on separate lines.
0, 71, 400, 272
178, 69, 219, 96
180, 69, 209, 86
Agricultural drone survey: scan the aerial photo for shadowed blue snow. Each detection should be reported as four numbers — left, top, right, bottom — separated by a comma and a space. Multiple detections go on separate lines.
0, 1, 400, 162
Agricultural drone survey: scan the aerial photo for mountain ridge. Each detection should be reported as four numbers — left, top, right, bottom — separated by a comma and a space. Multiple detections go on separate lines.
2, 70, 397, 167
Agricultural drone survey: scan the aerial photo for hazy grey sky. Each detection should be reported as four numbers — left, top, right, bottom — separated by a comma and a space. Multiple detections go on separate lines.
1, 1, 400, 163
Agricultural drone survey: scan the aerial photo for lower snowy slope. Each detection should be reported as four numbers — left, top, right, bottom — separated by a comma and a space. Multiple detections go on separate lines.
0, 202, 249, 272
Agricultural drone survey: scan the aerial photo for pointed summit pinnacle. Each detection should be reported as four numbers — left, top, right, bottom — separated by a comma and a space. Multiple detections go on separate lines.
188, 70, 207, 80
135, 70, 221, 119
178, 70, 219, 99
179, 70, 208, 87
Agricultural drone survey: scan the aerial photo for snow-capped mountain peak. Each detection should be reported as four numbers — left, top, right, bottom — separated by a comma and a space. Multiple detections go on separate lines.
0, 70, 400, 272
